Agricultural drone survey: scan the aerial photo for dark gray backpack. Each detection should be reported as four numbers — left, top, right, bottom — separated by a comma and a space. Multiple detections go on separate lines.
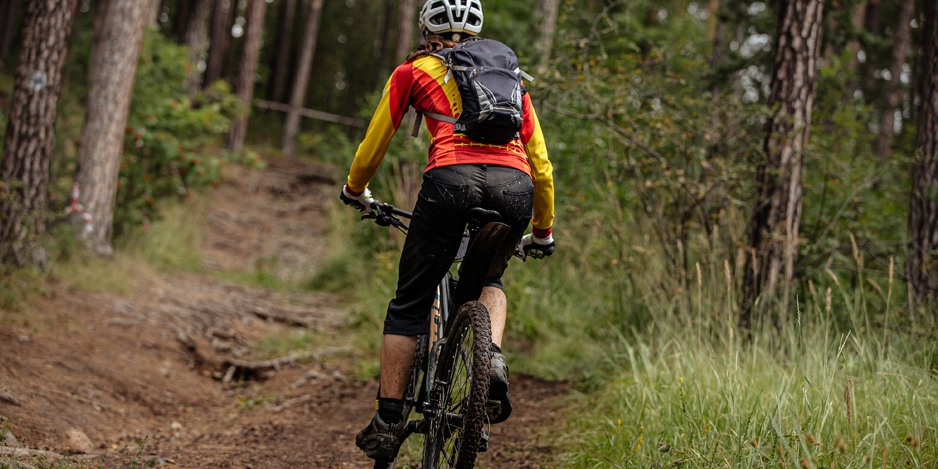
412, 37, 533, 145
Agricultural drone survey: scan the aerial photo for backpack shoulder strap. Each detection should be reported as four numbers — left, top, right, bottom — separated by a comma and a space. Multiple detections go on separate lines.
411, 110, 458, 137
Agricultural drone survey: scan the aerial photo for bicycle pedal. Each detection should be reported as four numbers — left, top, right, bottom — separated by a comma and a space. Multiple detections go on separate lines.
478, 431, 489, 453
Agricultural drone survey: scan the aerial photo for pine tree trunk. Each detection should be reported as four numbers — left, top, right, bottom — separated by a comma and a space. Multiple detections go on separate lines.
0, 0, 23, 59
204, 0, 234, 87
535, 0, 560, 74
74, 0, 148, 257
375, 0, 394, 74
393, 0, 416, 65
908, 0, 938, 302
147, 0, 161, 26
269, 0, 296, 103
875, 0, 914, 159
740, 0, 824, 329
92, 0, 109, 43
185, 0, 212, 101
281, 0, 323, 157
173, 0, 193, 44
225, 0, 267, 154
0, 0, 79, 266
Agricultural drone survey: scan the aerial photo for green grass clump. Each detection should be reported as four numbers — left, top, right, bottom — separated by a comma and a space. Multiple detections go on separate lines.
563, 271, 938, 468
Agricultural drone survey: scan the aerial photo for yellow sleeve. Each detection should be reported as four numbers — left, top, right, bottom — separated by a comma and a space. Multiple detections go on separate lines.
522, 102, 555, 231
346, 66, 412, 192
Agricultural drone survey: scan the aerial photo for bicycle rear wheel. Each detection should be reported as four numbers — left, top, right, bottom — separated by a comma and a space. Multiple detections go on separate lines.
422, 301, 492, 469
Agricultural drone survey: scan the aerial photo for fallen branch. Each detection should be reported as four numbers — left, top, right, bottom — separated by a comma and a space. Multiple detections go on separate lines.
0, 392, 23, 407
221, 348, 348, 381
249, 306, 318, 328
273, 394, 312, 413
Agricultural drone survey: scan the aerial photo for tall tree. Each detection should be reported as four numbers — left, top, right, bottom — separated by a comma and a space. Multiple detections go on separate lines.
269, 0, 296, 104
173, 0, 194, 44
225, 0, 267, 154
185, 0, 213, 101
741, 0, 825, 329
204, 0, 235, 87
147, 0, 161, 26
0, 0, 79, 265
535, 0, 560, 74
281, 0, 324, 156
74, 0, 148, 257
0, 0, 24, 59
393, 0, 416, 65
908, 0, 938, 302
875, 0, 914, 159
374, 0, 395, 74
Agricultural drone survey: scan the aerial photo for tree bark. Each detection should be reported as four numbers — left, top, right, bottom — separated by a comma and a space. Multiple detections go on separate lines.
74, 0, 148, 257
535, 0, 560, 74
173, 0, 193, 44
875, 0, 914, 159
269, 0, 296, 103
0, 0, 79, 265
741, 0, 824, 329
147, 0, 162, 26
0, 0, 24, 59
225, 0, 267, 154
92, 0, 110, 43
374, 0, 395, 73
908, 0, 938, 302
281, 0, 323, 157
393, 0, 416, 65
185, 0, 212, 101
204, 0, 234, 87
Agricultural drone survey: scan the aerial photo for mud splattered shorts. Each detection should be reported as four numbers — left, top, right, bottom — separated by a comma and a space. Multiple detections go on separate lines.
384, 164, 534, 336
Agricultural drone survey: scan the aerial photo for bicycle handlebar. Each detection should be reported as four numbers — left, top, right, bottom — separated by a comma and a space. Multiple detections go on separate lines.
370, 201, 412, 219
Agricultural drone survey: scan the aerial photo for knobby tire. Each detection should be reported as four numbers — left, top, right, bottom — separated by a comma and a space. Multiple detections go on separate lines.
422, 301, 492, 469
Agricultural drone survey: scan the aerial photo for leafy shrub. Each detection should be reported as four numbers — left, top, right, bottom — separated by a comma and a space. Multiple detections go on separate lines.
112, 32, 243, 237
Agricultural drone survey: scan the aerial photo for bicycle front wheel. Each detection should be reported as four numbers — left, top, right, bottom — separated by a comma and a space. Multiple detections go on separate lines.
422, 301, 492, 469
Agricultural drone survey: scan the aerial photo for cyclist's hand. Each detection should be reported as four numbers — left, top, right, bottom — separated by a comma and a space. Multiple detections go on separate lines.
340, 185, 375, 214
519, 233, 555, 259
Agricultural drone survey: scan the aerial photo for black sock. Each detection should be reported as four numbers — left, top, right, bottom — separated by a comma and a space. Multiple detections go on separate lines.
490, 343, 502, 354
377, 398, 404, 424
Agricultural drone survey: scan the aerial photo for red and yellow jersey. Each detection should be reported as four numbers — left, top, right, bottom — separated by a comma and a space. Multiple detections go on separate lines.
346, 54, 554, 232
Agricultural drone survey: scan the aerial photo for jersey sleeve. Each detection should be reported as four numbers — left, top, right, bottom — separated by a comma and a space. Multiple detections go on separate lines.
520, 93, 554, 233
346, 64, 415, 192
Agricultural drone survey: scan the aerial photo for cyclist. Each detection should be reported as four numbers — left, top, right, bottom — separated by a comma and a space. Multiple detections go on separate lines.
340, 0, 555, 462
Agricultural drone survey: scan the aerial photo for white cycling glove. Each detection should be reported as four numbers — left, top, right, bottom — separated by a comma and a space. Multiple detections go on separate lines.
340, 185, 375, 214
519, 233, 555, 259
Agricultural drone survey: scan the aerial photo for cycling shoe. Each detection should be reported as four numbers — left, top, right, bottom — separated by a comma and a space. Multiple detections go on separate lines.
356, 413, 407, 462
487, 351, 512, 424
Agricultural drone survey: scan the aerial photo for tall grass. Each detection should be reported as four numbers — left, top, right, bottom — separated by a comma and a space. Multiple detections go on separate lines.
559, 235, 938, 468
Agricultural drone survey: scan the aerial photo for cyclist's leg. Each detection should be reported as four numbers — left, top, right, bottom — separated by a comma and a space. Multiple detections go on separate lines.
381, 166, 484, 397
479, 286, 507, 346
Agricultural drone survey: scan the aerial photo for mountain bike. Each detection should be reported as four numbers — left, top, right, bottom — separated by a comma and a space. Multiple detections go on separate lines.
362, 199, 530, 469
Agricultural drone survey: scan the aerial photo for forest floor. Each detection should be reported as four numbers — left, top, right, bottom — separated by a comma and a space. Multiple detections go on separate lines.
0, 157, 569, 468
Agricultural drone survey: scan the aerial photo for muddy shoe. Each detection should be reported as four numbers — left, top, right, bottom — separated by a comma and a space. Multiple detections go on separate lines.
355, 413, 406, 462
487, 351, 512, 424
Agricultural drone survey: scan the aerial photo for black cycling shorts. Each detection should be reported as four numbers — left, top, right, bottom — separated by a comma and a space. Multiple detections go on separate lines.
384, 164, 534, 336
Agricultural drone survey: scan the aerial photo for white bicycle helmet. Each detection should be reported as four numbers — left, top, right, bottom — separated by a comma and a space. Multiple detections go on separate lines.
419, 0, 484, 37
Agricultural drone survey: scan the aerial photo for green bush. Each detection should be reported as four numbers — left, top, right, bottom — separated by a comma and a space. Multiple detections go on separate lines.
112, 32, 243, 237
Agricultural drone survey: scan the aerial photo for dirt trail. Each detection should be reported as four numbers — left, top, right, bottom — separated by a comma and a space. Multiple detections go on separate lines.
0, 158, 568, 468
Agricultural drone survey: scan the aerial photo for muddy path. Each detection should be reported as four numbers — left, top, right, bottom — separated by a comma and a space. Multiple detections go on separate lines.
0, 158, 569, 468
